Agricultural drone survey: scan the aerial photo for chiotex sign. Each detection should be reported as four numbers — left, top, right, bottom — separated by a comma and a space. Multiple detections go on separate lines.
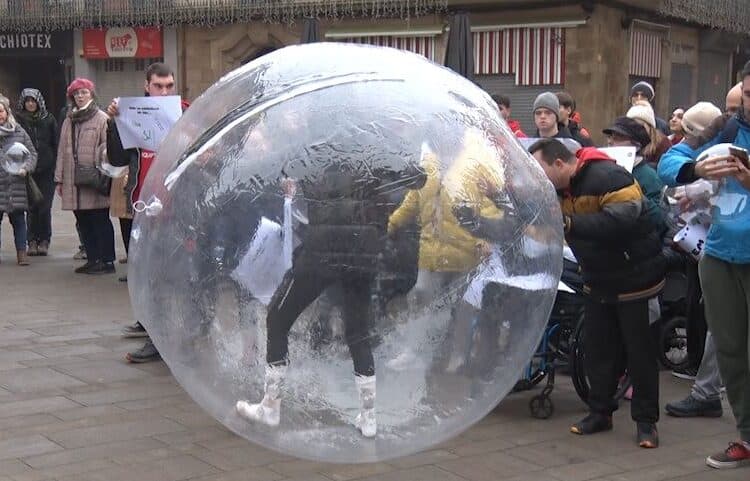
0, 33, 52, 49
0, 31, 72, 57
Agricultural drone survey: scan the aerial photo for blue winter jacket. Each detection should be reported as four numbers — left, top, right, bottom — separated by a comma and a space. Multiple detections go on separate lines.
657, 117, 750, 264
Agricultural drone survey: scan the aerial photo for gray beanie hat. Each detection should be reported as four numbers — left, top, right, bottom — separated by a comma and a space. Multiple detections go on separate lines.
533, 92, 560, 119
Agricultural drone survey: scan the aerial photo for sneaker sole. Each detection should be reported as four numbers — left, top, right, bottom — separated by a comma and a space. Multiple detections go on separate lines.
665, 407, 723, 418
706, 457, 750, 469
122, 331, 149, 339
125, 354, 161, 363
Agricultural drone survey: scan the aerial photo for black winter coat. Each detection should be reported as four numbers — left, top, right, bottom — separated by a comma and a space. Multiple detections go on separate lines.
16, 112, 57, 175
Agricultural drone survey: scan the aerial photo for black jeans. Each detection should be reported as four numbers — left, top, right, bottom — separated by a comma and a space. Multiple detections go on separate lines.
73, 209, 115, 264
584, 297, 659, 424
119, 218, 133, 254
685, 261, 707, 369
27, 172, 55, 243
266, 265, 375, 377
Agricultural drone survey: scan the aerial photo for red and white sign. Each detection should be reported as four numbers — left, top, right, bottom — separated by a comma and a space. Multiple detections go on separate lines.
83, 27, 162, 59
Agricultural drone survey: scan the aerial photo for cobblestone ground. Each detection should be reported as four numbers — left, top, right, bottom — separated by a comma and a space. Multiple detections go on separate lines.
0, 203, 744, 481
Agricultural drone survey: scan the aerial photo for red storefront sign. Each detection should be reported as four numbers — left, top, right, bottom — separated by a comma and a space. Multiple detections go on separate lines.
82, 27, 162, 59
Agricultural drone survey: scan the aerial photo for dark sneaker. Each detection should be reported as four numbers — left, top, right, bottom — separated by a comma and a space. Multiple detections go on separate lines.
85, 261, 115, 275
74, 261, 95, 273
637, 422, 659, 448
27, 241, 39, 256
73, 248, 87, 260
707, 442, 750, 469
126, 340, 161, 363
570, 413, 613, 435
122, 322, 148, 338
118, 275, 128, 282
665, 395, 723, 418
37, 241, 49, 256
672, 366, 698, 380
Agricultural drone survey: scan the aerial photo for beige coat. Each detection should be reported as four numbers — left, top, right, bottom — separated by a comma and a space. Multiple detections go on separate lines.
109, 172, 132, 219
55, 110, 110, 211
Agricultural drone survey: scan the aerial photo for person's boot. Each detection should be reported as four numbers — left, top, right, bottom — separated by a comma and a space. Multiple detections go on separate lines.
27, 241, 38, 256
37, 240, 49, 256
125, 339, 161, 363
354, 374, 377, 438
16, 250, 29, 266
235, 364, 286, 426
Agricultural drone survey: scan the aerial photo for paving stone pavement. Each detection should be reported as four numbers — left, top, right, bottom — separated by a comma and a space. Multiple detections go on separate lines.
0, 204, 746, 481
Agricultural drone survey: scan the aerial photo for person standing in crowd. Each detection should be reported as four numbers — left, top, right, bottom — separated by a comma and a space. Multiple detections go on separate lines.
530, 139, 665, 449
16, 89, 57, 257
630, 81, 670, 136
491, 94, 526, 138
55, 78, 115, 274
556, 91, 593, 147
627, 101, 672, 168
602, 116, 666, 232
532, 92, 573, 140
0, 95, 37, 266
107, 62, 189, 363
664, 99, 726, 417
669, 108, 685, 145
658, 63, 750, 469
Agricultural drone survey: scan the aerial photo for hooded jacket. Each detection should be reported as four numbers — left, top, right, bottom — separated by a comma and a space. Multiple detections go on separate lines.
15, 89, 58, 175
0, 123, 37, 212
562, 147, 665, 301
658, 113, 750, 264
388, 131, 506, 272
107, 97, 190, 216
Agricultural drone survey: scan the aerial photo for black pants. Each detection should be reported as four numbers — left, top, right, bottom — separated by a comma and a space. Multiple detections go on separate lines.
119, 218, 133, 254
27, 172, 55, 243
584, 297, 659, 424
266, 267, 375, 377
685, 261, 707, 368
73, 209, 115, 264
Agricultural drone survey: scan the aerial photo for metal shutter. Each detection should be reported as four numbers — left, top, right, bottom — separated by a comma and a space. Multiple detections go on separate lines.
474, 74, 562, 135
93, 59, 146, 106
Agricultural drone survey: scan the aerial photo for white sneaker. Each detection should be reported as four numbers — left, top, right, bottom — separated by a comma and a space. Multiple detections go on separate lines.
235, 398, 280, 426
355, 409, 377, 437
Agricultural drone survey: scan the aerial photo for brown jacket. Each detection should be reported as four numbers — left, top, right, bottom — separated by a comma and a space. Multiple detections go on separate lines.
55, 109, 110, 211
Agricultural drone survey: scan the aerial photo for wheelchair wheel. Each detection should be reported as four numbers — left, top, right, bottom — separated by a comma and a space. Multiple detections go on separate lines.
570, 314, 632, 405
530, 394, 554, 419
659, 315, 689, 371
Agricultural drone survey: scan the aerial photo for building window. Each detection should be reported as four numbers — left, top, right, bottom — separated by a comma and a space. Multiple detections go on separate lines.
104, 59, 125, 72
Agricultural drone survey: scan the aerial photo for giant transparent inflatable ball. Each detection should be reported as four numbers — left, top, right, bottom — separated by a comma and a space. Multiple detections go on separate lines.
129, 43, 564, 463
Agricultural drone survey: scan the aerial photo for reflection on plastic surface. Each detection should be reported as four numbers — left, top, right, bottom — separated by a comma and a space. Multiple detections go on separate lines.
96, 144, 128, 178
1, 141, 30, 174
128, 43, 564, 463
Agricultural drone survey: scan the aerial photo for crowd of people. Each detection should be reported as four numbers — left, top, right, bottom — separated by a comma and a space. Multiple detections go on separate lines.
0, 57, 748, 469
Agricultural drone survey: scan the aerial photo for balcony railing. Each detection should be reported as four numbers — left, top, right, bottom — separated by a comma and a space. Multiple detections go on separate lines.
0, 0, 447, 31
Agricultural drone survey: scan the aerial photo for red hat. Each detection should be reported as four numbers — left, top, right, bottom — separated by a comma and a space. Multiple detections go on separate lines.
66, 78, 95, 99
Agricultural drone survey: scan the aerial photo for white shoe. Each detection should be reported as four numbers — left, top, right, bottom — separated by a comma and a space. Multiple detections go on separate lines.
355, 409, 377, 437
355, 375, 377, 438
235, 398, 280, 426
235, 364, 286, 427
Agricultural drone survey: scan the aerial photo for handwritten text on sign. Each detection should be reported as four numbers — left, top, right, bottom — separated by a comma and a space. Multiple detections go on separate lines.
114, 96, 182, 152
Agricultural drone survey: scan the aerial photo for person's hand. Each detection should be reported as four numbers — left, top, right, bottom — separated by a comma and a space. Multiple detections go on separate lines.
477, 241, 492, 259
281, 178, 297, 198
56, 184, 62, 197
106, 98, 120, 118
695, 155, 740, 180
735, 157, 750, 191
678, 196, 693, 213
17, 168, 26, 177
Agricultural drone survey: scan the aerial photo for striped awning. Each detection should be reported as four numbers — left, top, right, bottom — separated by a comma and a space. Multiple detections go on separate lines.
473, 27, 565, 86
340, 36, 437, 61
630, 29, 664, 78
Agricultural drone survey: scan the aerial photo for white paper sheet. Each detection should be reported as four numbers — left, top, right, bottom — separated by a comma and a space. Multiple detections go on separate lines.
231, 218, 288, 305
114, 96, 182, 151
599, 146, 636, 173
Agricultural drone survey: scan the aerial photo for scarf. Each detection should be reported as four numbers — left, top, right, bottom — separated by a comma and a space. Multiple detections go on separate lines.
0, 122, 16, 136
69, 100, 99, 124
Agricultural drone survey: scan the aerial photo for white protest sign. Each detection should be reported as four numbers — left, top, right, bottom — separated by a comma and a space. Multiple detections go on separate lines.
114, 96, 182, 151
599, 146, 637, 172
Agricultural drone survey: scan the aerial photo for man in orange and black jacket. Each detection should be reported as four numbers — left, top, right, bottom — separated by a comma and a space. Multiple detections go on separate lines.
530, 138, 666, 449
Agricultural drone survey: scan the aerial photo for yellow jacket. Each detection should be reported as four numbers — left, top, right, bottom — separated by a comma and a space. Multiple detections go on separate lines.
388, 131, 505, 272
